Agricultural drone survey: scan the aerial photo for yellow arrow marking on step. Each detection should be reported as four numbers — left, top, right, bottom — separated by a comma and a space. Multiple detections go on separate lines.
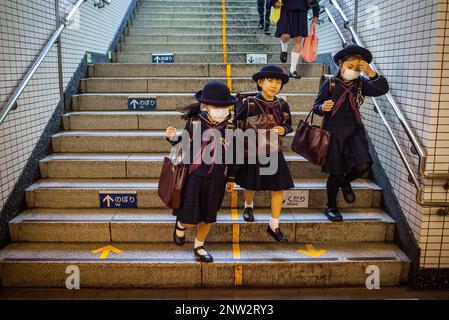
91, 246, 123, 259
296, 244, 328, 258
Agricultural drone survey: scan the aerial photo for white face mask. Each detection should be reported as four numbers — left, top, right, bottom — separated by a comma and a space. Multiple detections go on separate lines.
341, 69, 361, 81
208, 107, 229, 123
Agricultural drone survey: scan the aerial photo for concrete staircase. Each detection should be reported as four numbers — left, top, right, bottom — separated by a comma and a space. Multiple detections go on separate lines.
0, 0, 410, 288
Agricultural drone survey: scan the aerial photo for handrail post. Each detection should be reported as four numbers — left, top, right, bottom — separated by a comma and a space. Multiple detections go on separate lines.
55, 0, 66, 114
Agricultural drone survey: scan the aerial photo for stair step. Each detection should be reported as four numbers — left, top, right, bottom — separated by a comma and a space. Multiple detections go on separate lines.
50, 130, 297, 153
119, 43, 291, 53
87, 63, 325, 78
72, 93, 317, 112
134, 13, 260, 20
79, 77, 321, 94
128, 25, 273, 35
141, 0, 257, 5
116, 52, 294, 63
136, 6, 255, 13
61, 111, 319, 131
39, 152, 326, 179
124, 33, 280, 42
0, 242, 410, 288
24, 179, 382, 209
129, 20, 266, 28
10, 208, 395, 243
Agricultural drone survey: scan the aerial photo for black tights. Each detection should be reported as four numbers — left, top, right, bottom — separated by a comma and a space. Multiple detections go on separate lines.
326, 163, 371, 208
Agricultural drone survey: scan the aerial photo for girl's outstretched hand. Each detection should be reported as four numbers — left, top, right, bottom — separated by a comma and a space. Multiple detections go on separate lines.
166, 127, 177, 138
226, 182, 235, 193
273, 126, 286, 136
321, 100, 334, 112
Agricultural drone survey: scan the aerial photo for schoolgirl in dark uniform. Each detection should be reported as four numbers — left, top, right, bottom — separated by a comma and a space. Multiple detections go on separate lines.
234, 65, 294, 243
312, 45, 389, 222
271, 0, 319, 78
166, 82, 238, 262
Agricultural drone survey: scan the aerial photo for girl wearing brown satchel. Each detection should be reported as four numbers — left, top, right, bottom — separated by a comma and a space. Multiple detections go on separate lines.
312, 45, 389, 222
165, 82, 238, 263
234, 65, 294, 243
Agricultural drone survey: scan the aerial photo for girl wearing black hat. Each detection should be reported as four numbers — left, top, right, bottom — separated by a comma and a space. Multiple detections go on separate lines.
165, 81, 239, 262
271, 0, 320, 78
234, 65, 294, 243
312, 45, 389, 222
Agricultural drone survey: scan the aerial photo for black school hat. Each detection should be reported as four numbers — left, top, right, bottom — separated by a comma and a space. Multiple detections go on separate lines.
194, 81, 238, 106
252, 64, 289, 85
333, 44, 373, 64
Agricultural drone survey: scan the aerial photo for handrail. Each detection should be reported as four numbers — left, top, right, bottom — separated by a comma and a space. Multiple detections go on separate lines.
0, 0, 87, 126
321, 1, 448, 207
329, 0, 449, 180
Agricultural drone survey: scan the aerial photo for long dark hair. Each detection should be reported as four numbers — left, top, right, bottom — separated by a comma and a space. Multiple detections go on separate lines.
180, 102, 201, 120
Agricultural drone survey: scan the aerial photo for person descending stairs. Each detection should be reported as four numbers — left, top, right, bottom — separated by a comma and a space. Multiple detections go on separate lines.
0, 0, 410, 288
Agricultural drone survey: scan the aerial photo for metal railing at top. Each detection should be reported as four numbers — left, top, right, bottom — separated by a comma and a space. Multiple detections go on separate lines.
0, 0, 114, 126
320, 0, 448, 208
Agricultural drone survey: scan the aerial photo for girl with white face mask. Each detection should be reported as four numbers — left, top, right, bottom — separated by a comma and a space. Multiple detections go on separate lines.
165, 81, 238, 263
312, 45, 390, 223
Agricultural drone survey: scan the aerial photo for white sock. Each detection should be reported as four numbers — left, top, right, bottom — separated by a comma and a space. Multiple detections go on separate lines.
290, 52, 300, 73
176, 221, 185, 238
194, 238, 207, 255
280, 40, 288, 52
269, 217, 280, 231
244, 201, 254, 209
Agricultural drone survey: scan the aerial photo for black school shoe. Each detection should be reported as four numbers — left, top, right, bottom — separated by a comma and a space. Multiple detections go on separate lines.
280, 51, 288, 63
341, 183, 356, 203
194, 246, 213, 263
266, 225, 288, 243
264, 22, 271, 35
324, 205, 343, 222
173, 220, 186, 246
289, 71, 302, 79
258, 18, 264, 29
243, 207, 255, 222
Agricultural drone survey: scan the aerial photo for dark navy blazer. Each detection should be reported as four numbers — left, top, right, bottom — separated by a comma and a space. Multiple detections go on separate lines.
270, 0, 320, 17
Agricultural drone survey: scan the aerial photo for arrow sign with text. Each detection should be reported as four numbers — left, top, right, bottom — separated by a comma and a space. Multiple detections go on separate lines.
246, 53, 267, 64
91, 245, 123, 259
99, 192, 137, 208
152, 53, 174, 64
128, 97, 157, 111
296, 244, 328, 258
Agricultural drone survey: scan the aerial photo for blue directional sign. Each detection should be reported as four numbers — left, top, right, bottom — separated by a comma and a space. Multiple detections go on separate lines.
100, 192, 138, 208
128, 97, 157, 111
152, 53, 174, 64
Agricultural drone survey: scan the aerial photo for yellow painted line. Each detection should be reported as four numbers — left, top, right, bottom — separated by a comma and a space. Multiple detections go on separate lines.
231, 190, 238, 220
226, 64, 232, 92
233, 243, 241, 259
232, 224, 240, 243
231, 190, 240, 259
221, 0, 228, 64
234, 265, 243, 286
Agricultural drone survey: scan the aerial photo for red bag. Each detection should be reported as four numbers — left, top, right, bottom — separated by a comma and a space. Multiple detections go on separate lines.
301, 23, 318, 63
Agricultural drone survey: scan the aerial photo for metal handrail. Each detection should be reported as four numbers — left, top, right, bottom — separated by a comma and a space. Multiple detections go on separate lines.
0, 0, 87, 126
329, 0, 449, 180
322, 2, 448, 207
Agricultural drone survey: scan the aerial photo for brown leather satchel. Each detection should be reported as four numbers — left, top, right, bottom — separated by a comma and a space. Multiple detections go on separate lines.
291, 109, 331, 166
158, 146, 188, 209
239, 98, 282, 156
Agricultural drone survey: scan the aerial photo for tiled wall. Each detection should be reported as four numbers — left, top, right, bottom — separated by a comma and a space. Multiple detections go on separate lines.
0, 0, 133, 210
316, 0, 448, 268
